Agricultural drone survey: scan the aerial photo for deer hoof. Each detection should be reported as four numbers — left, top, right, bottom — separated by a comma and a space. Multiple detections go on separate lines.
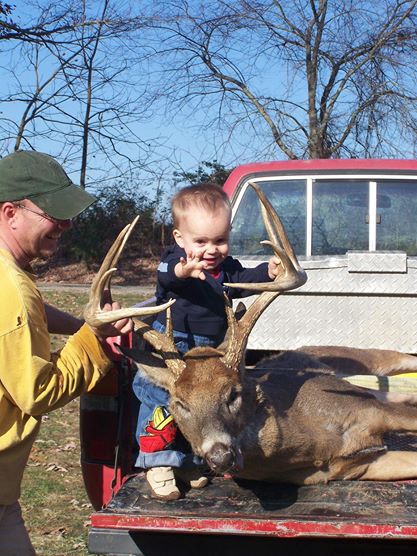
146, 466, 181, 500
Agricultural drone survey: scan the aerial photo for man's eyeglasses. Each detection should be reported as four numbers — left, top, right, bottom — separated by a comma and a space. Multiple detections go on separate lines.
14, 203, 69, 224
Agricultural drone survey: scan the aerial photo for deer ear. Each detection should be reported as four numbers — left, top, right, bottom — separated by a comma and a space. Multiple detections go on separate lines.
115, 345, 176, 391
235, 302, 247, 320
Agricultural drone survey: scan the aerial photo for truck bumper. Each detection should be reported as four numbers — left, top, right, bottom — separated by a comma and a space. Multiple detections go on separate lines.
89, 526, 417, 556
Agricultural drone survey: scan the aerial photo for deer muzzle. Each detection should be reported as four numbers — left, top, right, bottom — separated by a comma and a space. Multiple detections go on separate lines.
205, 442, 243, 474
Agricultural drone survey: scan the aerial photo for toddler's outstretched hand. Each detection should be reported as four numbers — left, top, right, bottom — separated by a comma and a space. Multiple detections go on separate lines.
268, 255, 282, 280
175, 251, 206, 281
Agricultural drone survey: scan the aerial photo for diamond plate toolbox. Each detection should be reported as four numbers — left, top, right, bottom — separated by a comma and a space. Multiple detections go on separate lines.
238, 252, 417, 353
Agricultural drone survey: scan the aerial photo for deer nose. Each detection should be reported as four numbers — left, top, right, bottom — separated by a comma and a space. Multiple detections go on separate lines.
206, 442, 236, 473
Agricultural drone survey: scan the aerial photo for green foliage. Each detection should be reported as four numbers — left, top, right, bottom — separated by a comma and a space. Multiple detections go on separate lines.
53, 161, 233, 267
59, 181, 169, 265
173, 160, 232, 188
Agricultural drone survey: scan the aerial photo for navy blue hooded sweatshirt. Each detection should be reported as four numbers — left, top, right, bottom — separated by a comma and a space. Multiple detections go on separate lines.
154, 243, 271, 336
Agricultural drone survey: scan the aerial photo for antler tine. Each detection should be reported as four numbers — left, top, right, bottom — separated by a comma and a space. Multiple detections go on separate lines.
221, 288, 278, 369
88, 216, 139, 313
221, 181, 307, 369
86, 298, 176, 328
84, 216, 175, 329
224, 181, 307, 292
133, 305, 186, 378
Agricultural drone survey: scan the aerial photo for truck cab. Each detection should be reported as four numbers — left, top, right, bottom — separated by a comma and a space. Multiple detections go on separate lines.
226, 159, 417, 355
82, 159, 417, 555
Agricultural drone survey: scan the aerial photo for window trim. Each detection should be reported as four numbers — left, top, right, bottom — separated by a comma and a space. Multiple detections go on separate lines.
369, 180, 377, 251
306, 177, 313, 256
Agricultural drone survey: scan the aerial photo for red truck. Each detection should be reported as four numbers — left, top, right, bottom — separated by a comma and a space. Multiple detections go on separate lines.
81, 159, 417, 555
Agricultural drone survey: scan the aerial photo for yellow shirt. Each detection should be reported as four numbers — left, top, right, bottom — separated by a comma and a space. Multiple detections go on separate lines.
0, 248, 112, 504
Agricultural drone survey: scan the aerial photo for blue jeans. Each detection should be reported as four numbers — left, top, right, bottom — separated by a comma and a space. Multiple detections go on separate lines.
132, 321, 225, 469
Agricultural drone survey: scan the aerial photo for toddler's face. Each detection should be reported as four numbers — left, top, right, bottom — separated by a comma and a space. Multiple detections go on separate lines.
173, 206, 231, 270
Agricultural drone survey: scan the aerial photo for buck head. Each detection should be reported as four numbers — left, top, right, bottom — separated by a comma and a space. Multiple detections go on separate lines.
122, 339, 258, 474
120, 182, 307, 475
172, 347, 254, 472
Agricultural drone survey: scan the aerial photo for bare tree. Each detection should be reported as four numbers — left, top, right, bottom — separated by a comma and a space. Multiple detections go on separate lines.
0, 0, 166, 188
0, 1, 110, 43
150, 0, 417, 159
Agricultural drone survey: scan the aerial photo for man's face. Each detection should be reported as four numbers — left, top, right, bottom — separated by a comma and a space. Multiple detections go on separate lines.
173, 205, 231, 270
14, 199, 72, 260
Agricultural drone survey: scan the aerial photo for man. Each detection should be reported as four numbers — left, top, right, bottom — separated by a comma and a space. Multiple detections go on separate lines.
0, 150, 132, 555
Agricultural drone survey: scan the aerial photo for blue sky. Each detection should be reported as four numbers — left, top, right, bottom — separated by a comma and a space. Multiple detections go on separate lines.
5, 0, 415, 195
0, 1, 286, 192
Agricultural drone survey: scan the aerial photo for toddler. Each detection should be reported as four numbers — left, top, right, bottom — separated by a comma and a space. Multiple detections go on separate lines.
133, 183, 281, 499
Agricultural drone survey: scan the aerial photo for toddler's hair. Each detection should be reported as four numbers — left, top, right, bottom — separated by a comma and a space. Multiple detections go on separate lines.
172, 183, 231, 228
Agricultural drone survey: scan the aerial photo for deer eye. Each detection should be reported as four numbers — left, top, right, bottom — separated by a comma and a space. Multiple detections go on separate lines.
171, 398, 190, 417
227, 387, 242, 413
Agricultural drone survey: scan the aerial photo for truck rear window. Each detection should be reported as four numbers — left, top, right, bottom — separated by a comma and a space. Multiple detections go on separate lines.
312, 180, 369, 255
230, 180, 306, 257
377, 181, 417, 255
229, 178, 417, 257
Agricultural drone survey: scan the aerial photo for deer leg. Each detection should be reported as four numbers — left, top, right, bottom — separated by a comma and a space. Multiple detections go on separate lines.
372, 390, 417, 406
359, 451, 417, 481
379, 402, 417, 432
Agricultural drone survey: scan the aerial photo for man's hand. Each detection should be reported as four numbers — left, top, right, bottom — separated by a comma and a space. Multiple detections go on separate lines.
268, 255, 282, 280
175, 251, 206, 281
88, 300, 134, 339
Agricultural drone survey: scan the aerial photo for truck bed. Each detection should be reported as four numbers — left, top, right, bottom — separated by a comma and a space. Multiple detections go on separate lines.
89, 473, 417, 555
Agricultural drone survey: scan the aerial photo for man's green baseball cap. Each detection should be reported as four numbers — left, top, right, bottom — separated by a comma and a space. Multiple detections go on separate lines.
0, 150, 96, 219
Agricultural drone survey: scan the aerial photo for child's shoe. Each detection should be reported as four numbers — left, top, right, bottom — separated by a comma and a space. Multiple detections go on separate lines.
146, 466, 180, 500
174, 467, 209, 489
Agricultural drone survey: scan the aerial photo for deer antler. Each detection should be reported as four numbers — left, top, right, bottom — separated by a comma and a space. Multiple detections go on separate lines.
83, 216, 185, 377
133, 306, 186, 378
225, 181, 306, 292
84, 216, 174, 328
222, 181, 307, 369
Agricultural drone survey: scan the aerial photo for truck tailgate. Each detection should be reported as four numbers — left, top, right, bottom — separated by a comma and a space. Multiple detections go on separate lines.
89, 474, 417, 555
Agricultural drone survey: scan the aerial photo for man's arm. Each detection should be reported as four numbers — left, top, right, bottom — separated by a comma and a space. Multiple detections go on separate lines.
44, 303, 84, 335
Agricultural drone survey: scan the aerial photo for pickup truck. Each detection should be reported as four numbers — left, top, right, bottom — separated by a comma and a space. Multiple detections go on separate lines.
81, 159, 417, 555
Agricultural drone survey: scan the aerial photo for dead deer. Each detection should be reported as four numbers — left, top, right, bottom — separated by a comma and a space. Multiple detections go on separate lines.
113, 183, 417, 485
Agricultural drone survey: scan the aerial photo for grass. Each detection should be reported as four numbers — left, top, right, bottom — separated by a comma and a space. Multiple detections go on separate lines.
20, 289, 144, 556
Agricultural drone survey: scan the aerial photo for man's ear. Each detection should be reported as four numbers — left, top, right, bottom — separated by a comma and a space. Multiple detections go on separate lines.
173, 228, 184, 248
1, 202, 18, 227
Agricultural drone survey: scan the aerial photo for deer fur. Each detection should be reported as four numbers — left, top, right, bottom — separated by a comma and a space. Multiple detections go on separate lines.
267, 347, 417, 405
294, 345, 417, 376
124, 343, 417, 484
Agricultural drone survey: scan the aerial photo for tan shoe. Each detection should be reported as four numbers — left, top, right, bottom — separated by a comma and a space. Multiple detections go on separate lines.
146, 467, 181, 500
174, 467, 209, 489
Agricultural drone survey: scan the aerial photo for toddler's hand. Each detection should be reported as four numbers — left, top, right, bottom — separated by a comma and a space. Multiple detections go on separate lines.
175, 251, 206, 280
268, 255, 282, 280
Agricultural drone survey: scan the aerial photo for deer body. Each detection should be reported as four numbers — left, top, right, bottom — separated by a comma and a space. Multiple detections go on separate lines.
134, 346, 417, 485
